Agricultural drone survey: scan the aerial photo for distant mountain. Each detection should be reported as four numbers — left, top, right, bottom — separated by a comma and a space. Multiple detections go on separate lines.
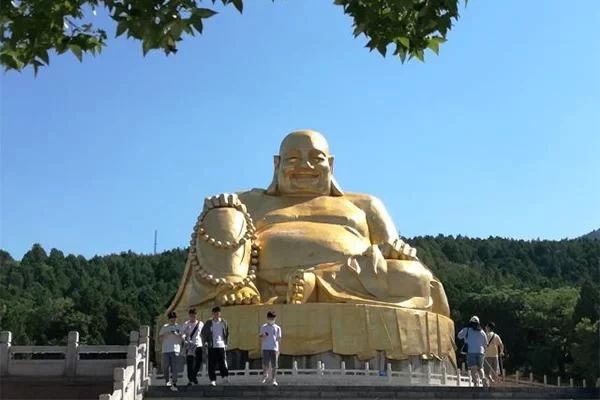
581, 228, 600, 240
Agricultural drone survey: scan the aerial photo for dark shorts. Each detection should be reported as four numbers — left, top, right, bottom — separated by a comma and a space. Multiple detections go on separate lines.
262, 350, 278, 368
466, 353, 484, 368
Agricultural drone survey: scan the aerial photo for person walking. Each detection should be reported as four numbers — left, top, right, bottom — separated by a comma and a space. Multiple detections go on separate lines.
182, 308, 204, 385
457, 316, 489, 387
200, 306, 230, 386
159, 311, 182, 392
484, 322, 504, 383
259, 311, 282, 386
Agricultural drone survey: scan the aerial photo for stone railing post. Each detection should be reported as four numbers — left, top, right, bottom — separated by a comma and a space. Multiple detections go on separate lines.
408, 362, 413, 385
426, 362, 432, 385
292, 360, 298, 377
456, 369, 461, 387
515, 370, 520, 385
582, 378, 586, 388
0, 331, 11, 377
66, 331, 79, 378
529, 372, 533, 384
441, 364, 447, 385
557, 376, 561, 387
544, 374, 547, 386
127, 343, 137, 398
244, 361, 250, 376
139, 326, 150, 388
114, 367, 126, 397
129, 331, 139, 346
387, 362, 393, 384
341, 361, 346, 376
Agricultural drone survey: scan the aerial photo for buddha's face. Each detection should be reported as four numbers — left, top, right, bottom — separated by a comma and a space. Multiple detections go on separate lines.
275, 131, 333, 196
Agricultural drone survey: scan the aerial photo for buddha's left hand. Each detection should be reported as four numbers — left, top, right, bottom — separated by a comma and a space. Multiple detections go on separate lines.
379, 239, 417, 260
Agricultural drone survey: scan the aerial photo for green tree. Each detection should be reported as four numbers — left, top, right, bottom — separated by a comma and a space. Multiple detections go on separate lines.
1, 0, 465, 74
570, 318, 600, 383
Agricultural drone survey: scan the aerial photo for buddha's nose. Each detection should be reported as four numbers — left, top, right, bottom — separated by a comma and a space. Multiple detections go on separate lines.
299, 158, 314, 168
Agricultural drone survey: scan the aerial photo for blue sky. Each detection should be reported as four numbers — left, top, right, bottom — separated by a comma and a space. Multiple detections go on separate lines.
1, 0, 599, 260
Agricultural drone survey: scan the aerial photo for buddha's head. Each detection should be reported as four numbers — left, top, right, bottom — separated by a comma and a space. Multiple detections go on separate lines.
266, 130, 343, 197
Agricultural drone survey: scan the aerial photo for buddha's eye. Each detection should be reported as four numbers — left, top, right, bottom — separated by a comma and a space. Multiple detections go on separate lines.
286, 157, 298, 163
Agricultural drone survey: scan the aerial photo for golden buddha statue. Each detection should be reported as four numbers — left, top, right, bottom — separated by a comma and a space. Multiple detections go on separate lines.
161, 130, 456, 367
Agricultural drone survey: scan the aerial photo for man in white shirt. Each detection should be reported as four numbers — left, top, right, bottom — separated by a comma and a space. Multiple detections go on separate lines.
182, 308, 204, 385
159, 311, 182, 392
484, 322, 504, 383
259, 311, 282, 386
200, 306, 230, 386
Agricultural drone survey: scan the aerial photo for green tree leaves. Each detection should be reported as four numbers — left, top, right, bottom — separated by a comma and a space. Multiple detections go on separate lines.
1, 0, 465, 74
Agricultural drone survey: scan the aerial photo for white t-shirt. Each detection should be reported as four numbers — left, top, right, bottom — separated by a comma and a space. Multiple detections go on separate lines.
260, 322, 282, 351
159, 323, 182, 354
183, 319, 203, 347
485, 332, 503, 357
212, 320, 226, 348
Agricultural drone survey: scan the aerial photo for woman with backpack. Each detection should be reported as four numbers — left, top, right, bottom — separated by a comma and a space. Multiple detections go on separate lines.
457, 315, 489, 387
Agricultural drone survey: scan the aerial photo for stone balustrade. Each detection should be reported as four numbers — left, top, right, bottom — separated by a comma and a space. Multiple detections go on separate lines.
0, 327, 150, 400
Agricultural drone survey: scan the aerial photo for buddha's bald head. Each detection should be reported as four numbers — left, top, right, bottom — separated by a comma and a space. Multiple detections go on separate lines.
278, 130, 330, 157
266, 130, 343, 197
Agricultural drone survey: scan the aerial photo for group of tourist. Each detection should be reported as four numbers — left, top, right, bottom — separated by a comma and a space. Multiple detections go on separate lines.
160, 308, 501, 390
159, 307, 282, 392
457, 315, 505, 387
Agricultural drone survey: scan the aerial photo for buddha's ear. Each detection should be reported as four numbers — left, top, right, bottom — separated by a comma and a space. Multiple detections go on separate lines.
265, 155, 280, 195
328, 155, 344, 196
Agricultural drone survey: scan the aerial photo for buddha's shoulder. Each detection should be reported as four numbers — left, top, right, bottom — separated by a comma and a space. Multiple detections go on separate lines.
342, 192, 385, 205
235, 188, 269, 203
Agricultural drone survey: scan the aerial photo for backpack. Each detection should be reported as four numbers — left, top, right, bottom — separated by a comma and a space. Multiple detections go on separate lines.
460, 328, 469, 355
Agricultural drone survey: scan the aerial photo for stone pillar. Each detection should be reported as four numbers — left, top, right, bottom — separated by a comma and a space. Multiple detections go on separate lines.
0, 331, 12, 377
139, 326, 150, 388
127, 343, 137, 398
65, 331, 79, 378
113, 367, 126, 397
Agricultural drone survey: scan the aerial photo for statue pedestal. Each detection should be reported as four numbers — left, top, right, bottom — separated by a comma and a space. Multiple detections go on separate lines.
156, 303, 456, 370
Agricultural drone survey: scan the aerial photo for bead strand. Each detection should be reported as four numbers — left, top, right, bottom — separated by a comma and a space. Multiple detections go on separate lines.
187, 202, 259, 288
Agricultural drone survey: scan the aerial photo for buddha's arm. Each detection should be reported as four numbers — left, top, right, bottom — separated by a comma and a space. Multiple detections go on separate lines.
353, 195, 417, 260
190, 192, 261, 305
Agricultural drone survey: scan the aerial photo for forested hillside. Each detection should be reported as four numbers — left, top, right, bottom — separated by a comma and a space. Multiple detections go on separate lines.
1, 236, 598, 381
582, 229, 600, 240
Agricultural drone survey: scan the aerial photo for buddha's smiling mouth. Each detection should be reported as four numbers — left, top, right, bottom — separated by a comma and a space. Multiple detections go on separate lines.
289, 172, 321, 187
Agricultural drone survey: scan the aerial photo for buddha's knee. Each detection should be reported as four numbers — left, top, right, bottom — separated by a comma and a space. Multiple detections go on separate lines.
386, 260, 433, 299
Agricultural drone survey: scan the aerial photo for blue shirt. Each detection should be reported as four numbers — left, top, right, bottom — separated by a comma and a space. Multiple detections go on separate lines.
457, 327, 488, 354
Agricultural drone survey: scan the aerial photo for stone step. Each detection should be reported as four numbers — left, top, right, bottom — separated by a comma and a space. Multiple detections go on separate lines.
146, 384, 600, 399
1, 377, 113, 400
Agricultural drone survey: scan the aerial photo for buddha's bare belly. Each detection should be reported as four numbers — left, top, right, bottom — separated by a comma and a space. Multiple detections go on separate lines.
256, 221, 371, 278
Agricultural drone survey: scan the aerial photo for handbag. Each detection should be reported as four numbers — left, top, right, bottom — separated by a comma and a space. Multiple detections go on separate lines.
184, 321, 200, 355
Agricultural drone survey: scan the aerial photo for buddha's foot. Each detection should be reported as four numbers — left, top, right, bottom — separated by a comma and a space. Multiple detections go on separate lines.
286, 270, 316, 304
216, 284, 261, 306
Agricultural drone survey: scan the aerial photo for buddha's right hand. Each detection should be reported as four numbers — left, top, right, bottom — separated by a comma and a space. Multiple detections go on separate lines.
216, 282, 261, 306
203, 193, 246, 212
